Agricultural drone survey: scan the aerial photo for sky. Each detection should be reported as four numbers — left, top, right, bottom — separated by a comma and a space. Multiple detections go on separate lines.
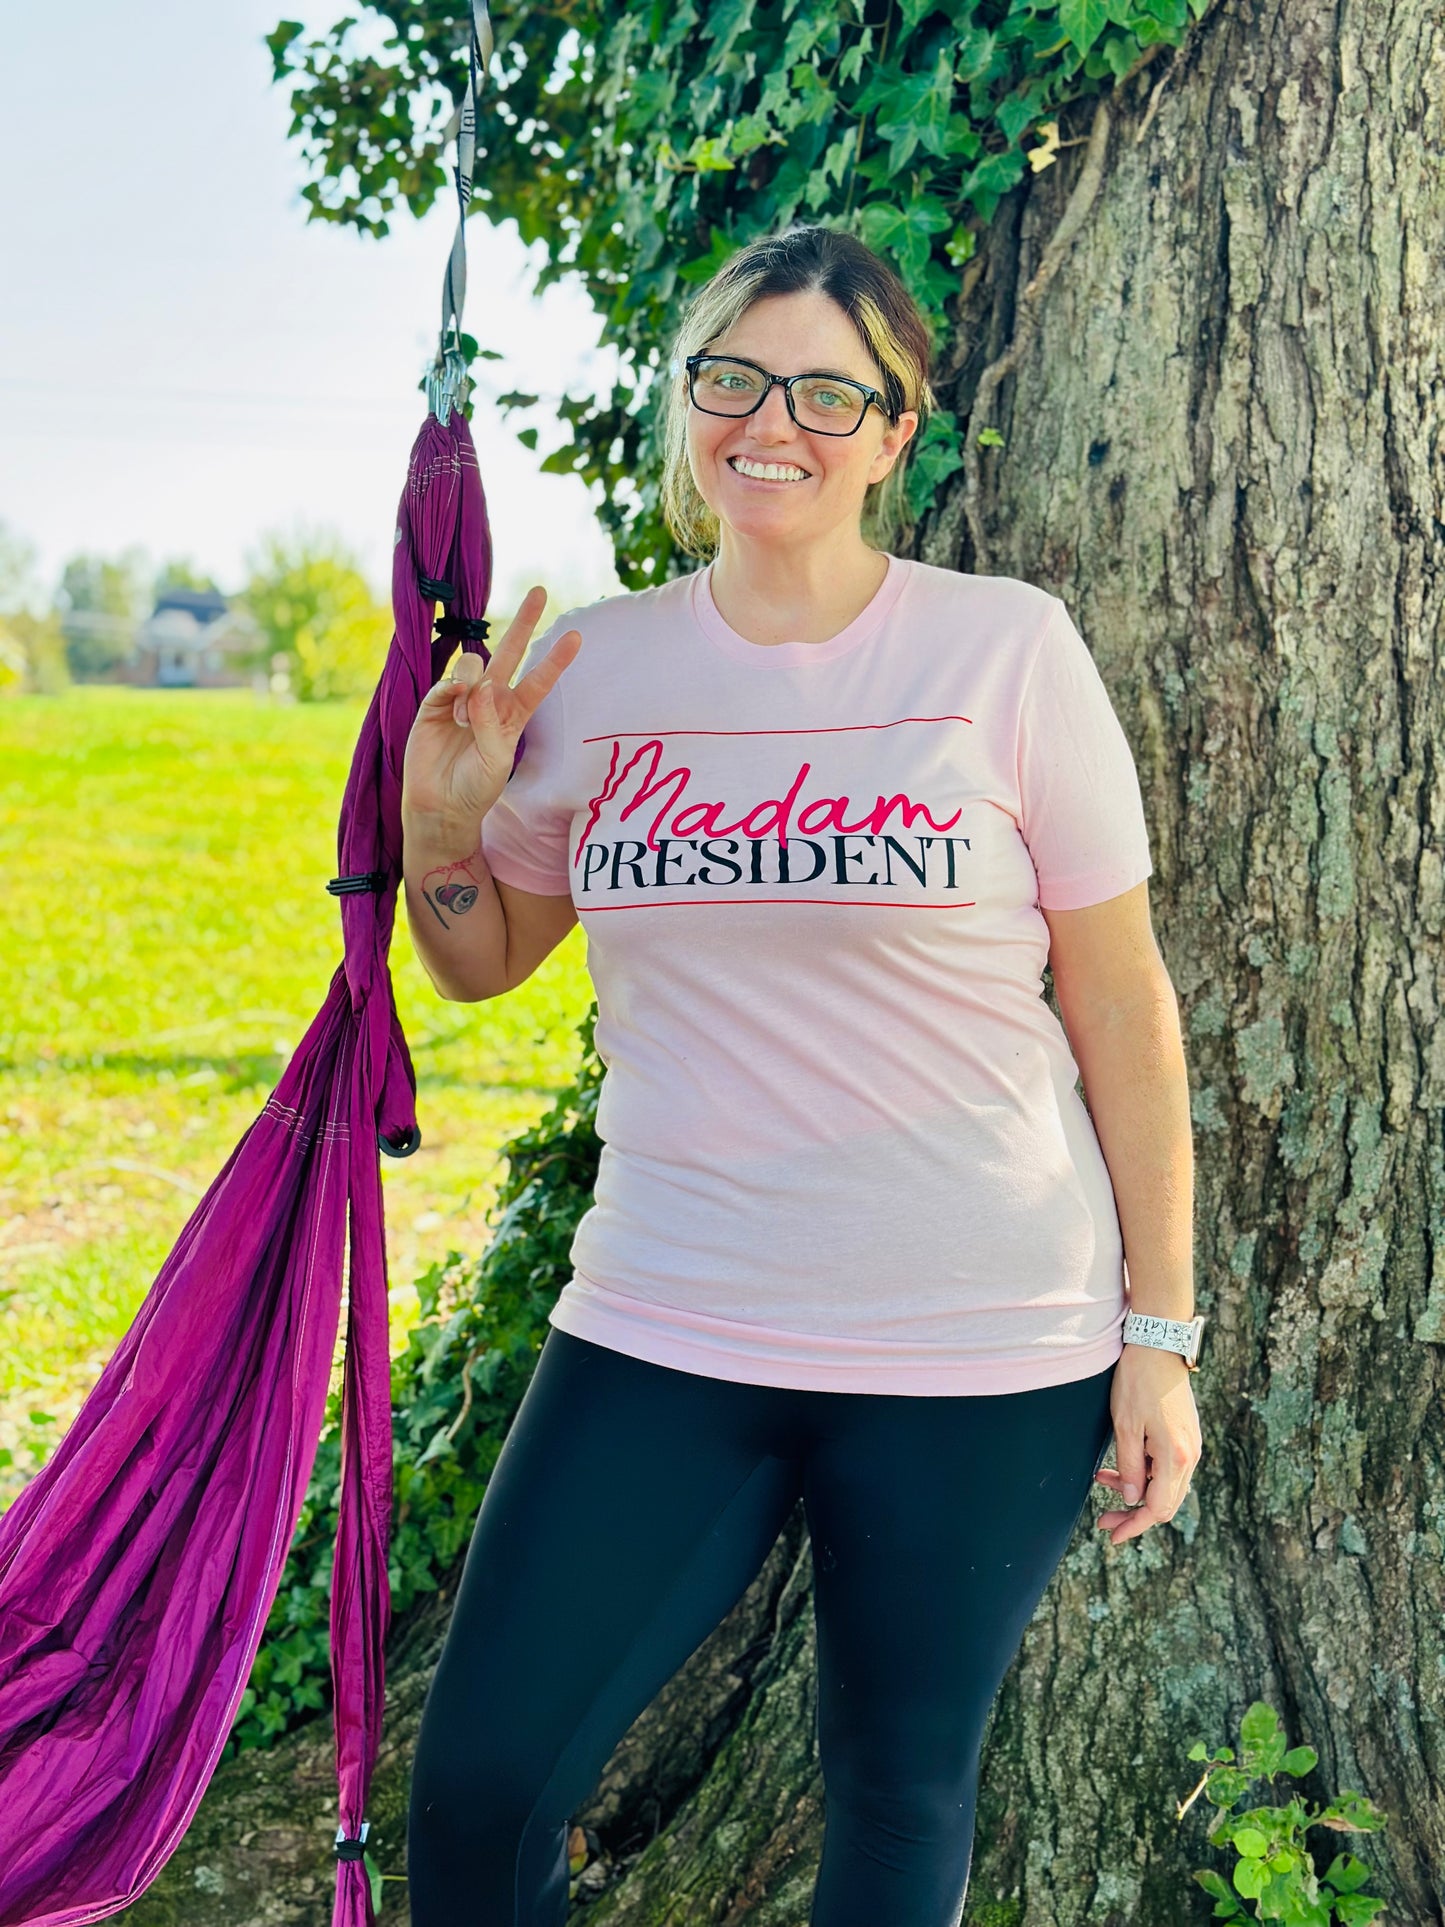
0, 0, 625, 614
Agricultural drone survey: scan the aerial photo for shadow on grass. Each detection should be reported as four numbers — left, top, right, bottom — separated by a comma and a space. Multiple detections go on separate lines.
0, 1050, 575, 1099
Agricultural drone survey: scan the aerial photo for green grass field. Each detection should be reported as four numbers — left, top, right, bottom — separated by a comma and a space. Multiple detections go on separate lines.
0, 685, 593, 1504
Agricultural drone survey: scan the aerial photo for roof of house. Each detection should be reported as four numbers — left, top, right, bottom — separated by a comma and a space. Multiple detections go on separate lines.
151, 589, 232, 623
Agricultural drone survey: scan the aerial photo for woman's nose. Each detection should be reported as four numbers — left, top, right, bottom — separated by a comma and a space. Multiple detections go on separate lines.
751, 382, 798, 438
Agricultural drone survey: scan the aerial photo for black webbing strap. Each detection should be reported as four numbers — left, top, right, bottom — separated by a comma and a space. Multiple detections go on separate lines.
334, 1820, 370, 1862
435, 613, 491, 642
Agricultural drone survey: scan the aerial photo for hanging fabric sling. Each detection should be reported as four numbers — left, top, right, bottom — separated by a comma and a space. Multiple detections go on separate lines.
0, 8, 504, 1921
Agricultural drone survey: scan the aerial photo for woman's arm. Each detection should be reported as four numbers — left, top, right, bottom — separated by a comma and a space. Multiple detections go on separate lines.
401, 813, 511, 1002
1042, 877, 1202, 1544
1041, 878, 1195, 1324
401, 810, 580, 1003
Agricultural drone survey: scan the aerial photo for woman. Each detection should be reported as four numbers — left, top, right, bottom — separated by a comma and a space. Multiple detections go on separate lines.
400, 223, 1203, 1925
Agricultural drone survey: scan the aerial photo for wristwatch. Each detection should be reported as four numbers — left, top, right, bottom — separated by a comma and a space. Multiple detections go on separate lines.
1122, 1311, 1205, 1371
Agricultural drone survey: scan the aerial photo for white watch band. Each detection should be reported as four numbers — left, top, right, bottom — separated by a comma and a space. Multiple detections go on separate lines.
1122, 1311, 1204, 1370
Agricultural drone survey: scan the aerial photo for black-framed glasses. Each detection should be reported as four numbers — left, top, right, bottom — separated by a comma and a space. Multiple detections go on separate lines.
681, 352, 894, 437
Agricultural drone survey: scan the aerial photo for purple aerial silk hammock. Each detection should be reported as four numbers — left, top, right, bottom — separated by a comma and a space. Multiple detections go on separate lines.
0, 9, 504, 1922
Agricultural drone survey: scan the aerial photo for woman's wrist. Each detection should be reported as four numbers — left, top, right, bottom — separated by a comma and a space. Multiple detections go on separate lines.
1123, 1282, 1195, 1322
401, 802, 486, 861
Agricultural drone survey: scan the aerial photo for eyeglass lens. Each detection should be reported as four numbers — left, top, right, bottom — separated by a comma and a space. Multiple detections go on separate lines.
691, 358, 868, 435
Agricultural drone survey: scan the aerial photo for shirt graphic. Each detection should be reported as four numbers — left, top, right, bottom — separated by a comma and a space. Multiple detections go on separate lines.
571, 719, 978, 909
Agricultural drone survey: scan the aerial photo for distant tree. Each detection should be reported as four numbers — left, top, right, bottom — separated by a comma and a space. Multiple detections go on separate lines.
153, 557, 221, 600
239, 526, 391, 703
0, 521, 43, 616
0, 521, 68, 694
55, 548, 151, 680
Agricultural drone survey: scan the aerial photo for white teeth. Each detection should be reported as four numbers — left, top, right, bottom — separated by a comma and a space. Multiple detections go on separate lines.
731, 457, 809, 482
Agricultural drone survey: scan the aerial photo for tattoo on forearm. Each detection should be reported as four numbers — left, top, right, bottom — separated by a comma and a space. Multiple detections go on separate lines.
419, 855, 486, 929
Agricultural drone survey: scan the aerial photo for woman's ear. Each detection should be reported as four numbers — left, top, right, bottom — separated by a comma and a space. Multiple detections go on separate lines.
870, 409, 920, 483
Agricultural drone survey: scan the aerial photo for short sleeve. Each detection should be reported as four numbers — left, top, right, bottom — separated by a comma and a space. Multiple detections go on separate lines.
478, 618, 575, 896
1015, 599, 1154, 911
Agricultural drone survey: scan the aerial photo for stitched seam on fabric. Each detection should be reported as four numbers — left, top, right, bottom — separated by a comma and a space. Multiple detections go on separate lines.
1013, 595, 1063, 850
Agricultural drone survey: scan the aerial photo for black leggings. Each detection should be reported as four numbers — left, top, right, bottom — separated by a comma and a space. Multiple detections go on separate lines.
407, 1326, 1115, 1926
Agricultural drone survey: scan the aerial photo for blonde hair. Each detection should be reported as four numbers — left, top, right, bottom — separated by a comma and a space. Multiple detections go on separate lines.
659, 223, 937, 561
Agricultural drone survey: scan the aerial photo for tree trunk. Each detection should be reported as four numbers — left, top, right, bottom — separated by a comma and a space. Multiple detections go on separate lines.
116, 0, 1444, 1918
918, 0, 1444, 1919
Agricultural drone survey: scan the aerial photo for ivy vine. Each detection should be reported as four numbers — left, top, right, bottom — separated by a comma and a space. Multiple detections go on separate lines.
266, 0, 1206, 585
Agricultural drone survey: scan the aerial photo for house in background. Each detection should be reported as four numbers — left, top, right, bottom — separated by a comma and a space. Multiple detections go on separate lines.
105, 589, 259, 688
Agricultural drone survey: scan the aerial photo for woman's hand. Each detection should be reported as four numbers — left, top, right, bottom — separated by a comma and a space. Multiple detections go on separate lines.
402, 584, 583, 833
1093, 1343, 1203, 1545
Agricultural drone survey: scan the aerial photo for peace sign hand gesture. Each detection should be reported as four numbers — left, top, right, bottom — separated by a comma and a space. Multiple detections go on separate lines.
402, 585, 583, 834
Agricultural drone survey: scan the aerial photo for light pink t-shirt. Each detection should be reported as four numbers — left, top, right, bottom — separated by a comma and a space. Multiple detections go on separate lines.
479, 553, 1154, 1395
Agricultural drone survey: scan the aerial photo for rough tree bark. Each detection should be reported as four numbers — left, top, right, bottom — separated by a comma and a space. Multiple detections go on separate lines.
920, 0, 1444, 1918
115, 0, 1443, 1918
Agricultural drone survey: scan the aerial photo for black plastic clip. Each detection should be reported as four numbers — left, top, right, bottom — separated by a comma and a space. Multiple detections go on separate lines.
435, 612, 491, 643
334, 1820, 370, 1862
418, 575, 456, 603
379, 1124, 422, 1159
327, 872, 387, 897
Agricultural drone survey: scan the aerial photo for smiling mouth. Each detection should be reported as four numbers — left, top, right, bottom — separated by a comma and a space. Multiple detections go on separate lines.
728, 456, 813, 482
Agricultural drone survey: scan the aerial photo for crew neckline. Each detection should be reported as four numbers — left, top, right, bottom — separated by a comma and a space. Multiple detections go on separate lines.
691, 552, 909, 667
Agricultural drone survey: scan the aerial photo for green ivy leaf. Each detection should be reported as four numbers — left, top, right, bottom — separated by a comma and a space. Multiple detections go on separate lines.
1282, 1745, 1318, 1776
1233, 1858, 1268, 1900
959, 145, 1028, 222
1240, 1702, 1288, 1774
1204, 1766, 1252, 1809
362, 1846, 384, 1912
1333, 1897, 1387, 1924
678, 223, 736, 284
1322, 1854, 1374, 1895
1193, 1870, 1235, 1902
1094, 27, 1145, 78
873, 49, 954, 170
954, 21, 997, 82
688, 134, 737, 172
856, 194, 951, 280
1233, 1827, 1269, 1858
1287, 1904, 1333, 1927
1058, 0, 1110, 53
943, 112, 984, 160
837, 27, 872, 84
943, 222, 977, 267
